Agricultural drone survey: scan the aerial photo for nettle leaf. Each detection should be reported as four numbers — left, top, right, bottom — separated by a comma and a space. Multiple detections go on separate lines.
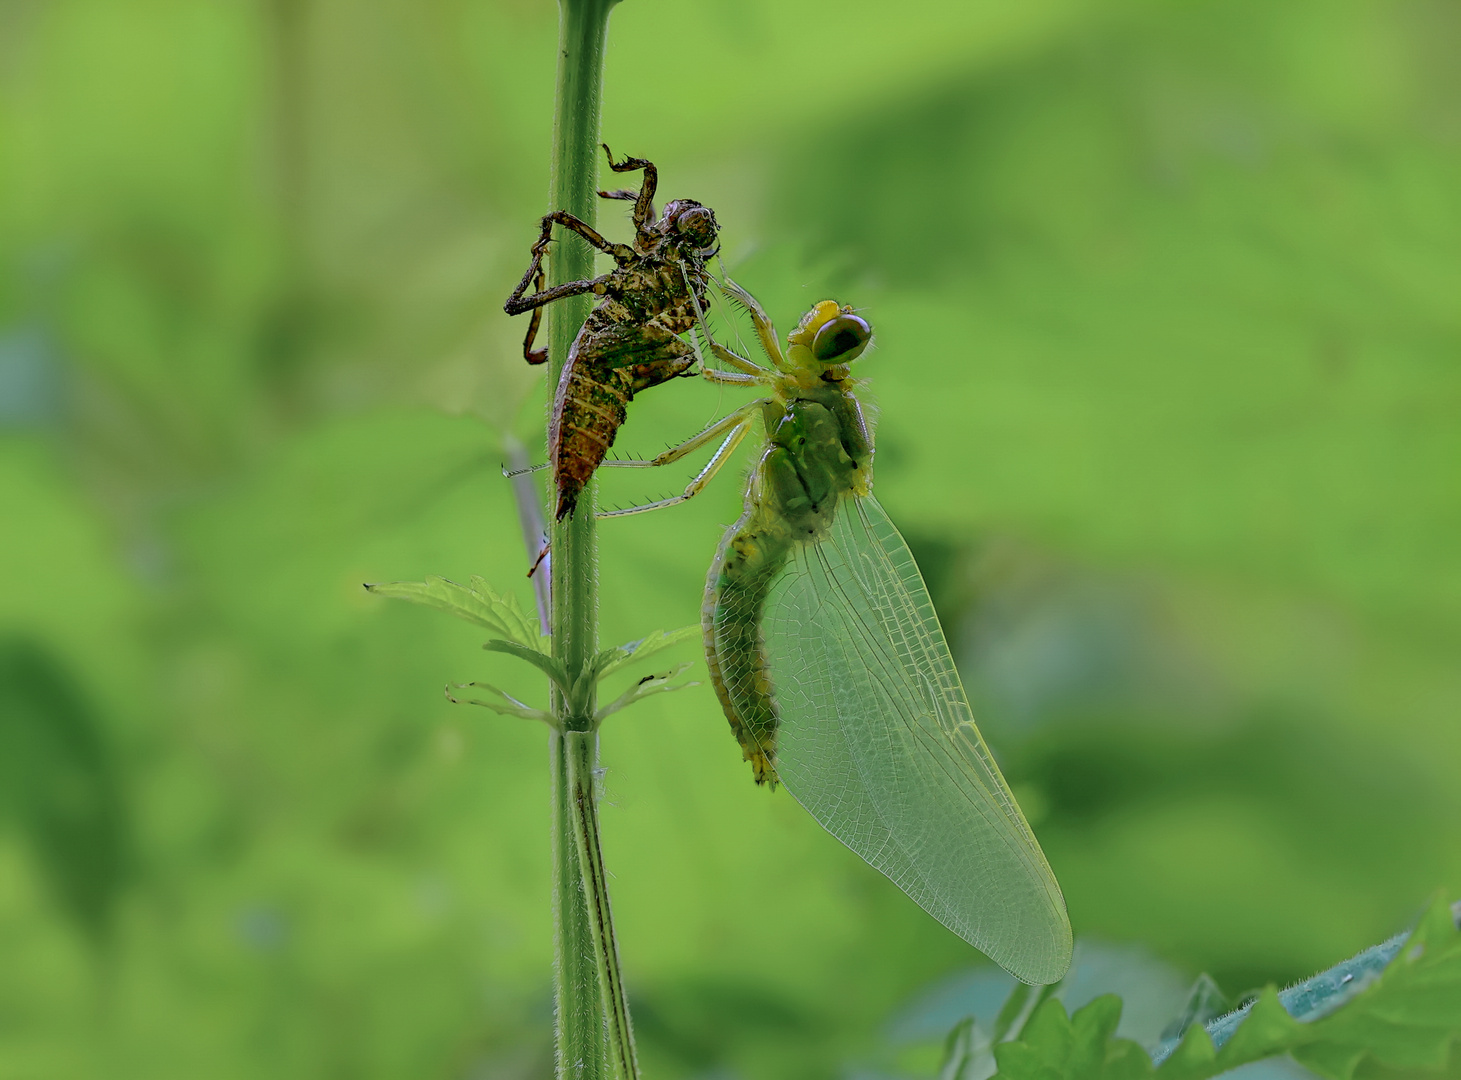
370, 580, 699, 723
445, 682, 552, 725
366, 575, 544, 651
593, 625, 700, 684
985, 898, 1461, 1080
481, 640, 570, 694
577, 627, 700, 722
595, 662, 699, 723
992, 994, 1149, 1080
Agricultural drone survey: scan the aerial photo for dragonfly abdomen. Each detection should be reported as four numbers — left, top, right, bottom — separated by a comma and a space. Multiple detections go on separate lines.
704, 401, 867, 786
702, 505, 794, 786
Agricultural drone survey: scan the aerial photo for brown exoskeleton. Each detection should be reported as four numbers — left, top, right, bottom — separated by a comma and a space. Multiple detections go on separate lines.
503, 145, 720, 521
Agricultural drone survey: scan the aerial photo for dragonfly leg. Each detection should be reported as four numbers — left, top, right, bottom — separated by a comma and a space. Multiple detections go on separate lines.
681, 265, 771, 378
502, 460, 549, 478
706, 340, 768, 377
600, 398, 766, 470
600, 414, 757, 519
717, 276, 786, 370
600, 144, 658, 242
702, 368, 761, 387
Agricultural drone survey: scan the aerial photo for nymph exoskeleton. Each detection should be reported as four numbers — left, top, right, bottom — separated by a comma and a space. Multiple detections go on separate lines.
503, 145, 720, 521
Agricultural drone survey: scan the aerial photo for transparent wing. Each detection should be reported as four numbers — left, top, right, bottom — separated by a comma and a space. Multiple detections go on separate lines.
761, 496, 1072, 985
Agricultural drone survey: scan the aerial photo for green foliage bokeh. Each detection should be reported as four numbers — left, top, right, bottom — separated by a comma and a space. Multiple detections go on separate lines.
1, 1, 1457, 1077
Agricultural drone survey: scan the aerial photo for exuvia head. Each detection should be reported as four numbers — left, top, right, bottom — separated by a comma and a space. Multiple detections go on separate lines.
662, 199, 719, 256
786, 301, 873, 375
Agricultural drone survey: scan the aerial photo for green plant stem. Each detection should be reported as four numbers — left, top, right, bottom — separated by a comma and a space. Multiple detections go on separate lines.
544, 1, 634, 1079
567, 730, 639, 1079
549, 730, 607, 1080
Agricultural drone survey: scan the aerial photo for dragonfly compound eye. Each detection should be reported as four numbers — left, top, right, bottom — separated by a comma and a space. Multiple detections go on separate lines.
811, 314, 872, 362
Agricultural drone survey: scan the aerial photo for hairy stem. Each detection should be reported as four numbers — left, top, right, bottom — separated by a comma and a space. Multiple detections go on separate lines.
544, 1, 634, 1078
567, 730, 640, 1080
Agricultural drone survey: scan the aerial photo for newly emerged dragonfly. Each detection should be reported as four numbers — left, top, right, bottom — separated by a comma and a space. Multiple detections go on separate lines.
603, 281, 1073, 984
503, 146, 719, 520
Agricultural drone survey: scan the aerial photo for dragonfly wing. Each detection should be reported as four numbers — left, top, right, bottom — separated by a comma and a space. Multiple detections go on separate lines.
762, 496, 1072, 984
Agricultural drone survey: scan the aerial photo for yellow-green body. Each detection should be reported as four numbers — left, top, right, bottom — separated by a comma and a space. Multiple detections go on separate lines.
700, 302, 873, 785
645, 285, 1070, 983
703, 386, 873, 784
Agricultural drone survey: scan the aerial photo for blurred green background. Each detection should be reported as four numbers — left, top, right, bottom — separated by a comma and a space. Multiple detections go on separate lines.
1, 0, 1458, 1076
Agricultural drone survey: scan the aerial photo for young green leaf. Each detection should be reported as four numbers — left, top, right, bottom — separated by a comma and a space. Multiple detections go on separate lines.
365, 575, 544, 650
481, 640, 571, 695
594, 663, 699, 723
594, 625, 700, 683
565, 626, 700, 721
445, 682, 553, 725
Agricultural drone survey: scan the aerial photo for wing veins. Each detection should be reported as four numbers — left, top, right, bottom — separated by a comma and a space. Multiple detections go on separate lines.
838, 502, 1061, 890
766, 498, 1065, 943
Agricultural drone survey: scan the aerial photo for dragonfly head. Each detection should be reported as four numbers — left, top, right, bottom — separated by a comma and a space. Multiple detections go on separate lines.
663, 200, 720, 256
787, 301, 873, 376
